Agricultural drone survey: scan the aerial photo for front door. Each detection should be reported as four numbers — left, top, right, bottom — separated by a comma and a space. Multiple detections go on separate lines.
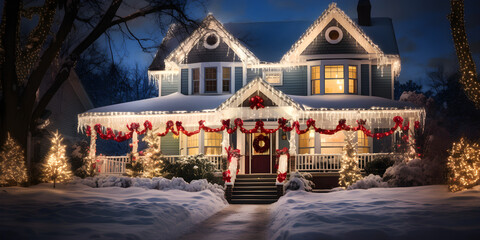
250, 133, 274, 173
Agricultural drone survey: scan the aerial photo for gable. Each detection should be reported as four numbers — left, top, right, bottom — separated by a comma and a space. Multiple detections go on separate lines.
301, 19, 367, 55
183, 39, 241, 64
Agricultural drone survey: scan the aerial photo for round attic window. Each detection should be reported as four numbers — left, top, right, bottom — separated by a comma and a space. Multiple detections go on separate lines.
203, 32, 220, 49
325, 26, 343, 44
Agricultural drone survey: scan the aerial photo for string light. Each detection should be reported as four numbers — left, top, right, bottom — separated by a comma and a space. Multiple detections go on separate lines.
449, 0, 480, 108
0, 133, 28, 186
338, 132, 362, 188
41, 131, 73, 188
141, 130, 164, 178
447, 137, 480, 192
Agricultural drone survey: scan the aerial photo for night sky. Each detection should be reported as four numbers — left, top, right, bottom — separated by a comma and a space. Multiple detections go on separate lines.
108, 0, 480, 90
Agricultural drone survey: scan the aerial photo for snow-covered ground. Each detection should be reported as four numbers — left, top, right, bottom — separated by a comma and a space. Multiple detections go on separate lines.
269, 185, 480, 240
0, 183, 227, 240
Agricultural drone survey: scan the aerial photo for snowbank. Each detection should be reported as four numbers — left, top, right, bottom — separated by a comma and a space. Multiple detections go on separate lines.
348, 174, 389, 190
0, 183, 227, 240
71, 176, 225, 199
269, 185, 480, 240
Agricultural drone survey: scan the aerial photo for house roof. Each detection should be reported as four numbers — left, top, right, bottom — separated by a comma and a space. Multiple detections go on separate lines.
85, 91, 418, 114
149, 16, 399, 70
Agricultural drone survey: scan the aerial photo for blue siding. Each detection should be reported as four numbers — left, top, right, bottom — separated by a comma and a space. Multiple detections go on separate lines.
161, 133, 179, 155
181, 69, 188, 95
184, 41, 241, 64
301, 19, 367, 55
275, 66, 307, 95
235, 67, 243, 91
361, 64, 370, 96
278, 129, 289, 150
371, 65, 392, 99
161, 74, 180, 96
247, 68, 262, 83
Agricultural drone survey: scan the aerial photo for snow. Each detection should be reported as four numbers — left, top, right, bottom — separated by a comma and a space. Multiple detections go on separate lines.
347, 174, 389, 190
87, 92, 232, 113
269, 185, 480, 240
0, 182, 227, 240
290, 94, 420, 110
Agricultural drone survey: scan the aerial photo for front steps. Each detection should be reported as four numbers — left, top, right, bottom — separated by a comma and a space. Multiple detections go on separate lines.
230, 174, 279, 204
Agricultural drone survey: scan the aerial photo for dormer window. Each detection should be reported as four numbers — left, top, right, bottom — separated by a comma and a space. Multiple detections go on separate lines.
192, 68, 200, 94
264, 70, 283, 86
205, 67, 217, 93
325, 65, 344, 94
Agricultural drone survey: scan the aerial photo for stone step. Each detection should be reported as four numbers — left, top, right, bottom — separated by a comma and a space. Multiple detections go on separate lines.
232, 190, 277, 195
235, 178, 276, 182
233, 185, 277, 191
231, 194, 278, 200
236, 174, 277, 179
230, 198, 278, 204
234, 181, 275, 186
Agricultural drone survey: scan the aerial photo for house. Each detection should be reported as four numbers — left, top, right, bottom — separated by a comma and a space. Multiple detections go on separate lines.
77, 2, 424, 189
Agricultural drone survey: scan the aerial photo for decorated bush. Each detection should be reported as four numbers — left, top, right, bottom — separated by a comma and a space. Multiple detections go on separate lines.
447, 137, 480, 192
41, 131, 73, 188
0, 133, 28, 186
161, 154, 216, 183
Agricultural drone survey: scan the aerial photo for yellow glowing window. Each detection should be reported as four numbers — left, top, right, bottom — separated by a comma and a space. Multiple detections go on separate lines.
325, 65, 344, 94
311, 66, 321, 95
349, 66, 358, 94
187, 134, 199, 155
358, 131, 370, 153
320, 132, 345, 154
222, 67, 230, 92
204, 132, 222, 155
192, 68, 200, 94
299, 129, 315, 154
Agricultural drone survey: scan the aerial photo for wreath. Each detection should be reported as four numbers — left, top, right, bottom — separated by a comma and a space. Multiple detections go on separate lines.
253, 134, 270, 153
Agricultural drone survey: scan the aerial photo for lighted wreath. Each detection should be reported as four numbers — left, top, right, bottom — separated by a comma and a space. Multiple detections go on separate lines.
253, 134, 270, 153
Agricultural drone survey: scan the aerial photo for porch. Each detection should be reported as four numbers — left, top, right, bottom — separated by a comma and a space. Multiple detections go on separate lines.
96, 153, 393, 175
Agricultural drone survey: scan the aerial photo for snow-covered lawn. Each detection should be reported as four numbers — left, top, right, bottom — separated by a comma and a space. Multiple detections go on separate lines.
0, 183, 227, 240
269, 185, 480, 240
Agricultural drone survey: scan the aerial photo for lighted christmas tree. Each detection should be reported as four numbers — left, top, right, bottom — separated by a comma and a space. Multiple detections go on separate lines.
0, 133, 28, 186
338, 132, 362, 188
447, 137, 480, 192
42, 131, 73, 188
140, 131, 164, 178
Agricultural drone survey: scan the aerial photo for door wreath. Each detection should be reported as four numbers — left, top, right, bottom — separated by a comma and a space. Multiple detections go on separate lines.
253, 134, 270, 153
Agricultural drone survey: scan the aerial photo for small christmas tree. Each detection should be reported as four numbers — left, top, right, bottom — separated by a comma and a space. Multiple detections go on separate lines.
42, 131, 73, 188
141, 131, 164, 178
447, 137, 480, 192
0, 133, 28, 186
338, 132, 362, 188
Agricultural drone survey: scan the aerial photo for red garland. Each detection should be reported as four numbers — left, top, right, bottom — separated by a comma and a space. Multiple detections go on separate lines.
277, 172, 287, 183
88, 116, 410, 142
275, 147, 289, 183
222, 169, 231, 182
249, 96, 265, 110
253, 134, 270, 153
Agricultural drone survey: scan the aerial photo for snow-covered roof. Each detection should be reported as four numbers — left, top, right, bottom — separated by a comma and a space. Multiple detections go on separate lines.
290, 94, 418, 110
86, 92, 232, 113
85, 92, 418, 115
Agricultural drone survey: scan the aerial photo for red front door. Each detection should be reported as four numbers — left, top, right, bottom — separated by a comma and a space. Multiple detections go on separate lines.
250, 133, 273, 173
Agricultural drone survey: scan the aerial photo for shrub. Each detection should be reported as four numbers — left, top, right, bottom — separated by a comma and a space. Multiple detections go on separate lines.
348, 174, 388, 190
161, 154, 216, 183
284, 171, 315, 192
364, 157, 395, 176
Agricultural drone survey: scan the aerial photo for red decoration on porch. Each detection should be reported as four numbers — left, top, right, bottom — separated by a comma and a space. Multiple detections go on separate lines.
414, 121, 421, 129
275, 147, 289, 183
249, 96, 265, 110
85, 126, 92, 136
277, 172, 287, 183
222, 169, 231, 182
87, 116, 410, 142
225, 146, 241, 163
253, 134, 270, 153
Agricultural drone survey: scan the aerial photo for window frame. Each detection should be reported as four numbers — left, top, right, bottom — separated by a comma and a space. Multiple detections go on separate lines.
299, 129, 315, 154
263, 70, 283, 86
222, 67, 231, 93
204, 132, 222, 155
311, 66, 321, 95
324, 65, 345, 94
348, 65, 358, 94
187, 134, 199, 156
192, 68, 200, 94
204, 67, 217, 93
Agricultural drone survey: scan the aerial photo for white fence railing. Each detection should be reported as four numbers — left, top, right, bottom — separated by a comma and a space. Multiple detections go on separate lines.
99, 154, 223, 175
295, 153, 395, 172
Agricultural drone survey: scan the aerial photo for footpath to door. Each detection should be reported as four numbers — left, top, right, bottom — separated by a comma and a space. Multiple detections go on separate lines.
179, 204, 271, 240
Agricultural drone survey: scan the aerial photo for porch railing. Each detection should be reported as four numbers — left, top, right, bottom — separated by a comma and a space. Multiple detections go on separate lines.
295, 153, 395, 172
99, 154, 223, 175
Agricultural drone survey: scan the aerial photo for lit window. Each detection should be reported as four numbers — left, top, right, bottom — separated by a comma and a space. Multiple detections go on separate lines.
205, 67, 217, 93
299, 129, 315, 154
192, 68, 199, 94
325, 65, 344, 94
358, 131, 370, 153
321, 132, 345, 154
311, 66, 321, 95
264, 71, 282, 85
187, 134, 199, 155
222, 67, 231, 92
204, 132, 222, 155
349, 66, 358, 94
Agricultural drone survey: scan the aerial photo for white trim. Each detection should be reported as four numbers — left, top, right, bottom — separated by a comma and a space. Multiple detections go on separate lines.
325, 26, 343, 44
203, 32, 220, 49
263, 69, 283, 86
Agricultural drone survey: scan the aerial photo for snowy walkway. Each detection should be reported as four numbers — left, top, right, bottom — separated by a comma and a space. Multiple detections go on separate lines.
179, 204, 271, 240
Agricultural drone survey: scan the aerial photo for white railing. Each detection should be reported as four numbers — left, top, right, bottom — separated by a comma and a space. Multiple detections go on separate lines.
99, 155, 130, 175
295, 153, 394, 172
162, 155, 223, 170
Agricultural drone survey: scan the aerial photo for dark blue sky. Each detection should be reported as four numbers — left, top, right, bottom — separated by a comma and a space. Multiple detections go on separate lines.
109, 0, 480, 89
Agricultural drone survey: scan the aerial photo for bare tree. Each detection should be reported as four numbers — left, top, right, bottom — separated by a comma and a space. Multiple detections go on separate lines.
0, 0, 200, 177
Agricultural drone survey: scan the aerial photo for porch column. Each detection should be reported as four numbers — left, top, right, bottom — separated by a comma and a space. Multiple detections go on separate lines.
131, 131, 138, 154
89, 126, 96, 161
289, 130, 297, 172
238, 128, 245, 174
221, 130, 229, 155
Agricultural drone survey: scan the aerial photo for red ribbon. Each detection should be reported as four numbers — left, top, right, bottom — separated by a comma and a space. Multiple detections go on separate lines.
249, 96, 265, 110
